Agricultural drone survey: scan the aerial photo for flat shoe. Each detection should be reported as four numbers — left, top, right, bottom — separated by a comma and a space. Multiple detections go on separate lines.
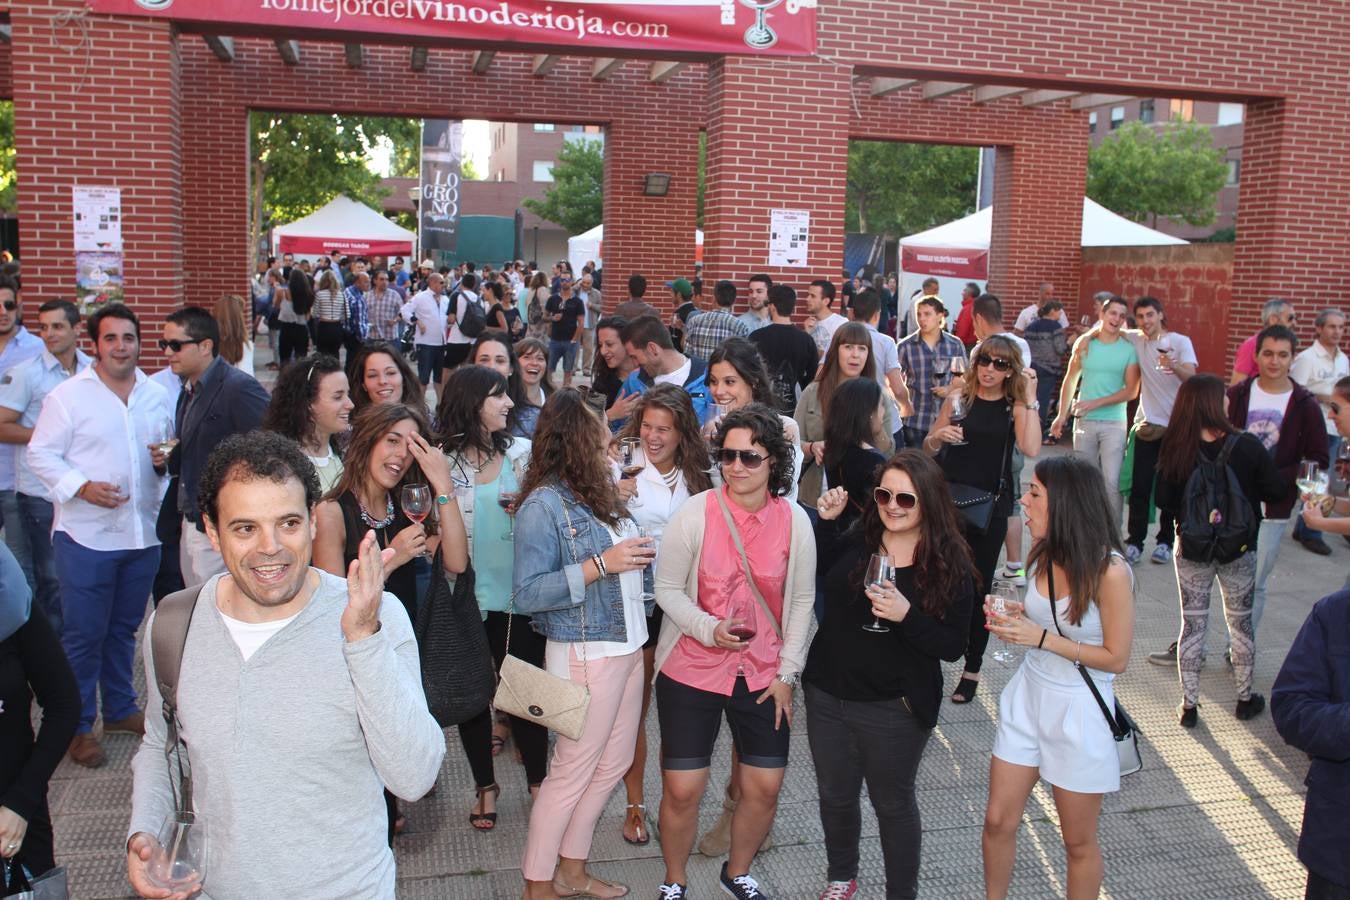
951, 676, 979, 704
552, 875, 629, 898
622, 803, 650, 845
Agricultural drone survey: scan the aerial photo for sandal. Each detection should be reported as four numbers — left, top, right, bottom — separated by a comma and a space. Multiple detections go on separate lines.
469, 783, 500, 831
552, 874, 629, 899
951, 676, 979, 704
622, 803, 650, 845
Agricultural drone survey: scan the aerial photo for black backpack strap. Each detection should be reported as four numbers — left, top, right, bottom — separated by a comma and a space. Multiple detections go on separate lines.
1047, 565, 1127, 739
1217, 433, 1241, 468
152, 583, 205, 814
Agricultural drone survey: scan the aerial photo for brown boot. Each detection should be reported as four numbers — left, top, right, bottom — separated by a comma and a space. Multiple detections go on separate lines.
68, 734, 107, 768
696, 788, 774, 856
103, 711, 146, 736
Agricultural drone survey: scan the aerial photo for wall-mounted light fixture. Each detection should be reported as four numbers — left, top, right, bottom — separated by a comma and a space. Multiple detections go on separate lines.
643, 173, 672, 197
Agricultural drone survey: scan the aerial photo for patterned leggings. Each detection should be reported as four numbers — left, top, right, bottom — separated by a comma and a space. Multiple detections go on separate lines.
1175, 550, 1257, 707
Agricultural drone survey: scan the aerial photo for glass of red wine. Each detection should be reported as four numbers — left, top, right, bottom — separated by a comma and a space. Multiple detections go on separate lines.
620, 438, 645, 508
400, 484, 433, 558
725, 588, 755, 676
863, 553, 893, 633
948, 393, 969, 446
498, 483, 521, 541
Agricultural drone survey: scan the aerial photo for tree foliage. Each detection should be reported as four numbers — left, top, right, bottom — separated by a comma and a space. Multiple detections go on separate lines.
522, 138, 604, 235
1088, 119, 1229, 228
249, 113, 420, 253
845, 142, 979, 236
0, 102, 15, 214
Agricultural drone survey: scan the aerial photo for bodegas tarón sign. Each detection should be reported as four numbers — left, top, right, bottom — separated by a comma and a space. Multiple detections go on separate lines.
92, 0, 817, 57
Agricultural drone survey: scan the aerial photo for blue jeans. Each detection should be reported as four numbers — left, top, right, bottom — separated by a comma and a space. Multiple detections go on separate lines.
53, 532, 159, 733
1294, 433, 1341, 543
547, 339, 578, 378
0, 491, 62, 633
1251, 517, 1289, 641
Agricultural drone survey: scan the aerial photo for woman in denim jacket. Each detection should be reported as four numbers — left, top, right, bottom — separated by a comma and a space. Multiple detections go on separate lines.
512, 388, 656, 900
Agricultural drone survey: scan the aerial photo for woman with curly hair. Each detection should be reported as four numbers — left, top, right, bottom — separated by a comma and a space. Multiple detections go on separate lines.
261, 353, 354, 494
652, 404, 817, 900
349, 341, 426, 414
808, 451, 977, 899
470, 330, 539, 438
513, 389, 656, 900
612, 384, 713, 847
708, 337, 803, 503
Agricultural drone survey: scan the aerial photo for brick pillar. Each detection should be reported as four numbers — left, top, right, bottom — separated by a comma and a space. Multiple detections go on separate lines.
702, 57, 849, 304
12, 1, 183, 319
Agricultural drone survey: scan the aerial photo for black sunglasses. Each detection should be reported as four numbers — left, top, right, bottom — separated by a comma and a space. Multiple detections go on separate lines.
1, 300, 16, 311
975, 354, 1014, 372
716, 448, 766, 469
873, 487, 918, 509
158, 338, 203, 353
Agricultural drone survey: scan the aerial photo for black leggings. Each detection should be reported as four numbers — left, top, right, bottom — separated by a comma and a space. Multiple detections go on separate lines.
278, 321, 310, 365
456, 611, 550, 789
962, 515, 1010, 674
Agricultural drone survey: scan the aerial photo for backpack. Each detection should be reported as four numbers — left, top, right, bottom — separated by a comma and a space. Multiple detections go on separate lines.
1177, 434, 1258, 564
456, 291, 487, 339
527, 288, 546, 326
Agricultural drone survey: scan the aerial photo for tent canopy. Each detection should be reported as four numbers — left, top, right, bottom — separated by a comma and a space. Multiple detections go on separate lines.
567, 224, 702, 277
272, 194, 416, 257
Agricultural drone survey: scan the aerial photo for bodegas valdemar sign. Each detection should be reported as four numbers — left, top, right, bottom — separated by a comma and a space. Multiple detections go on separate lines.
91, 0, 818, 56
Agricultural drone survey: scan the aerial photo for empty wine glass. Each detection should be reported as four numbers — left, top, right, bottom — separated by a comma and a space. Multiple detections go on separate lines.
620, 438, 645, 508
989, 578, 1024, 663
1080, 314, 1093, 328
948, 393, 969, 446
145, 812, 207, 893
107, 473, 131, 533
400, 484, 432, 557
862, 553, 893, 633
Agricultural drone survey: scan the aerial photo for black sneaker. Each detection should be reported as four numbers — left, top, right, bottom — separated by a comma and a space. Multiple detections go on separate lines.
720, 862, 768, 899
659, 884, 690, 900
1178, 704, 1198, 728
1236, 693, 1266, 721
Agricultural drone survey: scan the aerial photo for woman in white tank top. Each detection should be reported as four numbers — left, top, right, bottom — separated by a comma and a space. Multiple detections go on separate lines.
981, 455, 1135, 900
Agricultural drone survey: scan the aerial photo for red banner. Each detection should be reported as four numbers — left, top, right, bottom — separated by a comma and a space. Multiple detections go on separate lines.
278, 235, 414, 255
90, 0, 817, 57
901, 245, 989, 280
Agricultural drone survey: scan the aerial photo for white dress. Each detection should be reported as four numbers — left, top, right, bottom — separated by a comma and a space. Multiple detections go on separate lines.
991, 565, 1121, 794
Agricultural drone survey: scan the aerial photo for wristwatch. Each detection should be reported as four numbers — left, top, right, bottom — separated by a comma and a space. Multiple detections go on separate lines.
1026, 400, 1040, 411
436, 493, 452, 506
777, 673, 800, 688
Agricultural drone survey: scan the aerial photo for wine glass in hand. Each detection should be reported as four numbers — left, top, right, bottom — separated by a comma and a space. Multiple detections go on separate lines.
145, 812, 207, 893
725, 588, 756, 676
948, 393, 969, 446
400, 484, 433, 558
620, 438, 645, 508
862, 553, 893, 633
989, 579, 1024, 663
498, 483, 521, 541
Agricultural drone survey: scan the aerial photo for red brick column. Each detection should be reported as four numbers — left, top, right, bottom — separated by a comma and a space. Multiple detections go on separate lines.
12, 1, 184, 320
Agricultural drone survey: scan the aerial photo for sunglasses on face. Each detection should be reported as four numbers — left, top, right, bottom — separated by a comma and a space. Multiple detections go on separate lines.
158, 338, 203, 352
1, 300, 16, 311
975, 354, 1014, 372
716, 448, 766, 469
873, 487, 918, 509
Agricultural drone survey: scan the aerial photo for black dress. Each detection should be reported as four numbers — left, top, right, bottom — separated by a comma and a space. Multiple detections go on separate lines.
335, 492, 419, 629
0, 615, 79, 875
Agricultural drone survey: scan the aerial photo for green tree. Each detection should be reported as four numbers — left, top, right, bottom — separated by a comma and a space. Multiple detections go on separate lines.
845, 142, 979, 235
1088, 119, 1229, 228
0, 101, 15, 214
522, 138, 603, 235
461, 157, 483, 181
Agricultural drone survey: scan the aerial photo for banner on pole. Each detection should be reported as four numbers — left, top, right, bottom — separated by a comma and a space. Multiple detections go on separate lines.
419, 120, 462, 263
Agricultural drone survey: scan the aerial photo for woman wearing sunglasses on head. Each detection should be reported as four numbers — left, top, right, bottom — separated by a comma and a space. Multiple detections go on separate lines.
807, 451, 977, 900
652, 404, 817, 900
924, 335, 1041, 704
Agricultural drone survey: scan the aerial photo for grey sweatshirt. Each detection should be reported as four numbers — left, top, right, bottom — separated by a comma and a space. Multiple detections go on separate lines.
128, 571, 446, 899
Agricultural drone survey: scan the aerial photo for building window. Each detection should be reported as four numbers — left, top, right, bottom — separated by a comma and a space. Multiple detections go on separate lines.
532, 161, 554, 182
1139, 99, 1155, 124
533, 123, 555, 132
1110, 106, 1125, 129
1088, 111, 1097, 134
1217, 102, 1245, 126
1226, 159, 1240, 185
1169, 99, 1194, 121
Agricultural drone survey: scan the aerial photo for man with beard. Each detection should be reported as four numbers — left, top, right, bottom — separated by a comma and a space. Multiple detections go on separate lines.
738, 274, 772, 333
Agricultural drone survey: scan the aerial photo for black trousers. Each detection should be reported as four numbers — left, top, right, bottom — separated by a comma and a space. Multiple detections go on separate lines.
1126, 432, 1176, 550
1308, 871, 1350, 899
805, 684, 931, 899
278, 321, 310, 365
962, 514, 1009, 674
314, 320, 346, 358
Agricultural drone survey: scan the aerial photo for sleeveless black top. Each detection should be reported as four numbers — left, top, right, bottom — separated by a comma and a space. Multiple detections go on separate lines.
336, 491, 418, 623
939, 396, 1015, 516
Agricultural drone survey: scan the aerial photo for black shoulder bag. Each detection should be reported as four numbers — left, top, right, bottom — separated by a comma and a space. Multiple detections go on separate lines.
945, 403, 1013, 534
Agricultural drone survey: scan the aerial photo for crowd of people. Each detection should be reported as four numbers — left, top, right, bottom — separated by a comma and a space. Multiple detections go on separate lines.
0, 257, 1345, 900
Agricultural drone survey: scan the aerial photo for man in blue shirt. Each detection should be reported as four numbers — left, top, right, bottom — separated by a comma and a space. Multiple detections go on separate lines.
618, 314, 710, 426
0, 280, 43, 538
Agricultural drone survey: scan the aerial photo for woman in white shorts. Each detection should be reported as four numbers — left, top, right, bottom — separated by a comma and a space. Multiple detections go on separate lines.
982, 454, 1135, 900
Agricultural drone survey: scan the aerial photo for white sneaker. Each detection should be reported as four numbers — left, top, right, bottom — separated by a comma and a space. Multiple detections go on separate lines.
1000, 564, 1026, 586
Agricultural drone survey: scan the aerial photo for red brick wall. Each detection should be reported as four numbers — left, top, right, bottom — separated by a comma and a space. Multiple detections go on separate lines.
1080, 244, 1235, 374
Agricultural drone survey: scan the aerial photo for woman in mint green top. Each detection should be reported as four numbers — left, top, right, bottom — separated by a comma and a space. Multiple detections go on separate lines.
434, 365, 543, 828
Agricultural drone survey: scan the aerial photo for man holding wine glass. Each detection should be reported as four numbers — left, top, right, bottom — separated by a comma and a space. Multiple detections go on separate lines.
897, 296, 967, 450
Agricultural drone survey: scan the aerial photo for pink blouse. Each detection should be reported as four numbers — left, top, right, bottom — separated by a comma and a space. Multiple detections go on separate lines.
662, 487, 791, 694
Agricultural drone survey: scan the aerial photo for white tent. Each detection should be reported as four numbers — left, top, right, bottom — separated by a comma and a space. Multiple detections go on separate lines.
272, 194, 416, 259
567, 224, 703, 277
898, 197, 1186, 305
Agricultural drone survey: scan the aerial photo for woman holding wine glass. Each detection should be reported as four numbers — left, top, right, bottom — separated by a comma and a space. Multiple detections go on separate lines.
261, 353, 354, 495
434, 364, 544, 826
609, 385, 712, 847
652, 405, 816, 900
1298, 376, 1350, 556
808, 451, 977, 899
924, 335, 1041, 704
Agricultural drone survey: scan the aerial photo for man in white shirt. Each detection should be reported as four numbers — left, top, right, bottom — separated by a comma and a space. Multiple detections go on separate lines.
443, 271, 482, 382
1121, 297, 1198, 565
1290, 308, 1349, 554
804, 279, 848, 359
1013, 281, 1059, 336
400, 271, 448, 387
848, 288, 912, 437
27, 304, 174, 768
0, 299, 92, 632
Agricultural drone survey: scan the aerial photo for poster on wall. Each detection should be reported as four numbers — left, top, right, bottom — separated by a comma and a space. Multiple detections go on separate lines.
768, 208, 809, 267
419, 120, 463, 265
73, 186, 124, 314
75, 251, 125, 313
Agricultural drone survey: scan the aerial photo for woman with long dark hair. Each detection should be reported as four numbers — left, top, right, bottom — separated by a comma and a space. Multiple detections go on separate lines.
612, 384, 713, 847
485, 280, 526, 342
821, 377, 888, 532
434, 364, 544, 827
349, 341, 426, 414
924, 334, 1041, 703
796, 322, 895, 506
982, 455, 1133, 900
470, 330, 538, 438
592, 315, 638, 426
277, 267, 313, 364
262, 353, 354, 495
807, 451, 976, 899
515, 336, 555, 415
708, 337, 803, 503
1155, 374, 1281, 727
514, 389, 655, 900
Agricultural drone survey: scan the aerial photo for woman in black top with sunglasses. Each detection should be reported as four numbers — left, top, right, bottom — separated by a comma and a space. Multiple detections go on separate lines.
924, 335, 1041, 704
805, 451, 977, 899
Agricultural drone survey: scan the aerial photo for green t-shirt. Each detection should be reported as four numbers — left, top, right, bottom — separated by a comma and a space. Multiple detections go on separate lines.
1080, 336, 1138, 422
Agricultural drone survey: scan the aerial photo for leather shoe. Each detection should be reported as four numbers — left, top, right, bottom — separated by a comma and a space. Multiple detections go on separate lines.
1299, 537, 1332, 556
68, 734, 107, 768
103, 711, 145, 736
